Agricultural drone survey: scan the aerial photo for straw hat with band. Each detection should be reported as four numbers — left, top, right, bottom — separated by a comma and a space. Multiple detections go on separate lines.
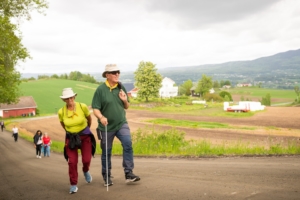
60, 88, 77, 99
102, 64, 120, 78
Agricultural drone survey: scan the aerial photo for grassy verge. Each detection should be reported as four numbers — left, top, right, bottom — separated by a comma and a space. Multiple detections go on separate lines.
7, 121, 300, 157
130, 101, 257, 117
146, 118, 256, 130
108, 128, 300, 156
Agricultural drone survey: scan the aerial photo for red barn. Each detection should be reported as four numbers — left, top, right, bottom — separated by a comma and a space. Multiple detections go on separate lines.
0, 96, 37, 118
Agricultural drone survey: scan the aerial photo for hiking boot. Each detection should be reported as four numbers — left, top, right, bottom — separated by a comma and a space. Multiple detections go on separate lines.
103, 175, 113, 187
69, 185, 78, 194
84, 171, 92, 183
125, 172, 140, 183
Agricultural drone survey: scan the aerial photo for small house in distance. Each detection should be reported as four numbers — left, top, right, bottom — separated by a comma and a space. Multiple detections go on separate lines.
159, 77, 178, 98
236, 83, 252, 87
0, 96, 37, 118
128, 88, 139, 98
126, 77, 179, 98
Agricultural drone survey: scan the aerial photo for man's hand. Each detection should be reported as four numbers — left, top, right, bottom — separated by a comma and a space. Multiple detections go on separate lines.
119, 89, 127, 101
119, 89, 130, 109
100, 116, 108, 126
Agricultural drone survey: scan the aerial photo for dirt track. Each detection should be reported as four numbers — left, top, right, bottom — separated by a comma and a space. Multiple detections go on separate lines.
1, 107, 300, 199
17, 107, 300, 147
1, 129, 300, 200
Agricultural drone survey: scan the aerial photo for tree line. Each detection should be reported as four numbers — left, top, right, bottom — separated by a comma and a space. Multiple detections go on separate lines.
22, 71, 100, 84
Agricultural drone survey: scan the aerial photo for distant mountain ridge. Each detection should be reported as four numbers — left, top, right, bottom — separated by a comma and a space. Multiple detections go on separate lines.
158, 48, 300, 77
120, 48, 300, 88
21, 48, 300, 89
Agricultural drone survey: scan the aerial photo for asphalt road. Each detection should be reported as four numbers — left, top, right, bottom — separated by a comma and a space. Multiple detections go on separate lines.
0, 129, 300, 200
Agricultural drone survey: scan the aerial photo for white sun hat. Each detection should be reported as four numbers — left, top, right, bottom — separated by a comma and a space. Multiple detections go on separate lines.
102, 64, 120, 78
60, 88, 77, 99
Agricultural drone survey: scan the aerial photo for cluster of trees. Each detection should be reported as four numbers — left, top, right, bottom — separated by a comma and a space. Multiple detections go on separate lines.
179, 77, 231, 97
133, 62, 235, 103
0, 0, 48, 104
22, 71, 99, 84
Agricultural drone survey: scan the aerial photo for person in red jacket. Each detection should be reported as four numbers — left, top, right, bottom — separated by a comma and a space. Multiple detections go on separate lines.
42, 132, 52, 157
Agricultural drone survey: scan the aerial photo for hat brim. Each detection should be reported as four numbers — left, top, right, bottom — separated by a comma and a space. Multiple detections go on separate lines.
102, 65, 120, 78
60, 93, 77, 99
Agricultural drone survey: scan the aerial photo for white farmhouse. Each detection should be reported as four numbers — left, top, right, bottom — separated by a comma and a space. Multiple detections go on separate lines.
159, 77, 178, 98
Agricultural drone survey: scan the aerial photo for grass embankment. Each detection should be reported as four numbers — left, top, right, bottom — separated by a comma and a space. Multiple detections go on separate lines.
146, 118, 256, 130
11, 123, 300, 157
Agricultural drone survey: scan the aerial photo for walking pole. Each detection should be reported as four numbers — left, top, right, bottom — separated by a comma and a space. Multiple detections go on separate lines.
105, 125, 109, 192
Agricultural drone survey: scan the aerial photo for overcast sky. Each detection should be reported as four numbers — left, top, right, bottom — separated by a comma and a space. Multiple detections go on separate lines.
17, 0, 300, 74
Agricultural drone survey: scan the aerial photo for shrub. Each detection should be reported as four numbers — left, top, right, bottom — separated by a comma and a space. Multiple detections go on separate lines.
219, 91, 233, 101
204, 93, 224, 102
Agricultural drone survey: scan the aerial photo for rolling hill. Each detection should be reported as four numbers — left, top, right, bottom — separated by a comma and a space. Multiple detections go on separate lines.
120, 48, 300, 88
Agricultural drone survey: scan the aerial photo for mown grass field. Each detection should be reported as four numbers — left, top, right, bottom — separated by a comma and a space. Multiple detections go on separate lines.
229, 87, 295, 102
20, 79, 99, 114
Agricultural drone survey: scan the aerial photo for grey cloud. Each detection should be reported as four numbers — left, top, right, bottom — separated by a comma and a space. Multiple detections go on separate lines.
142, 0, 282, 29
48, 0, 282, 30
49, 0, 144, 28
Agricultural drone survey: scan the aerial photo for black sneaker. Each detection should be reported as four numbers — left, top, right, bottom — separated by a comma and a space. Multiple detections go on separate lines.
103, 175, 113, 187
125, 172, 140, 183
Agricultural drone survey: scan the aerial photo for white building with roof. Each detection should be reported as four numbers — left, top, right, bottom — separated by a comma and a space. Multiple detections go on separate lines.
159, 77, 178, 97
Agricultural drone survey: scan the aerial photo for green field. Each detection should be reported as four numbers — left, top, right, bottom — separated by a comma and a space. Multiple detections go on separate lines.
20, 79, 99, 114
20, 79, 297, 114
229, 87, 295, 102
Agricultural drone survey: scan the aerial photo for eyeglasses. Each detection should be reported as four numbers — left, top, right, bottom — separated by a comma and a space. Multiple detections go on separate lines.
107, 71, 120, 75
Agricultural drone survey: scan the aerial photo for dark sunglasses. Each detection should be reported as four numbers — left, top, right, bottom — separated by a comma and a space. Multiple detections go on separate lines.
107, 70, 120, 75
63, 97, 74, 100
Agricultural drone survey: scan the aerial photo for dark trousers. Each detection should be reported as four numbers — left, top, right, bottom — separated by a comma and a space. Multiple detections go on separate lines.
100, 123, 134, 176
13, 133, 18, 142
1, 125, 4, 132
36, 144, 42, 156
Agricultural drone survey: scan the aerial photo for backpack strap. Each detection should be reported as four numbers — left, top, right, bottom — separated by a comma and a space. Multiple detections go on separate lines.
62, 103, 83, 118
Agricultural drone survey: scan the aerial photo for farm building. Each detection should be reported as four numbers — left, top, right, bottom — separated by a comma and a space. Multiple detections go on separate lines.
127, 77, 178, 98
236, 83, 252, 87
159, 77, 178, 98
0, 96, 37, 118
128, 88, 139, 98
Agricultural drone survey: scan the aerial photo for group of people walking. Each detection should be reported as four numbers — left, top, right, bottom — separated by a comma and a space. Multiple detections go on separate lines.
2, 122, 51, 157
59, 64, 140, 194
33, 130, 52, 158
2, 64, 140, 194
